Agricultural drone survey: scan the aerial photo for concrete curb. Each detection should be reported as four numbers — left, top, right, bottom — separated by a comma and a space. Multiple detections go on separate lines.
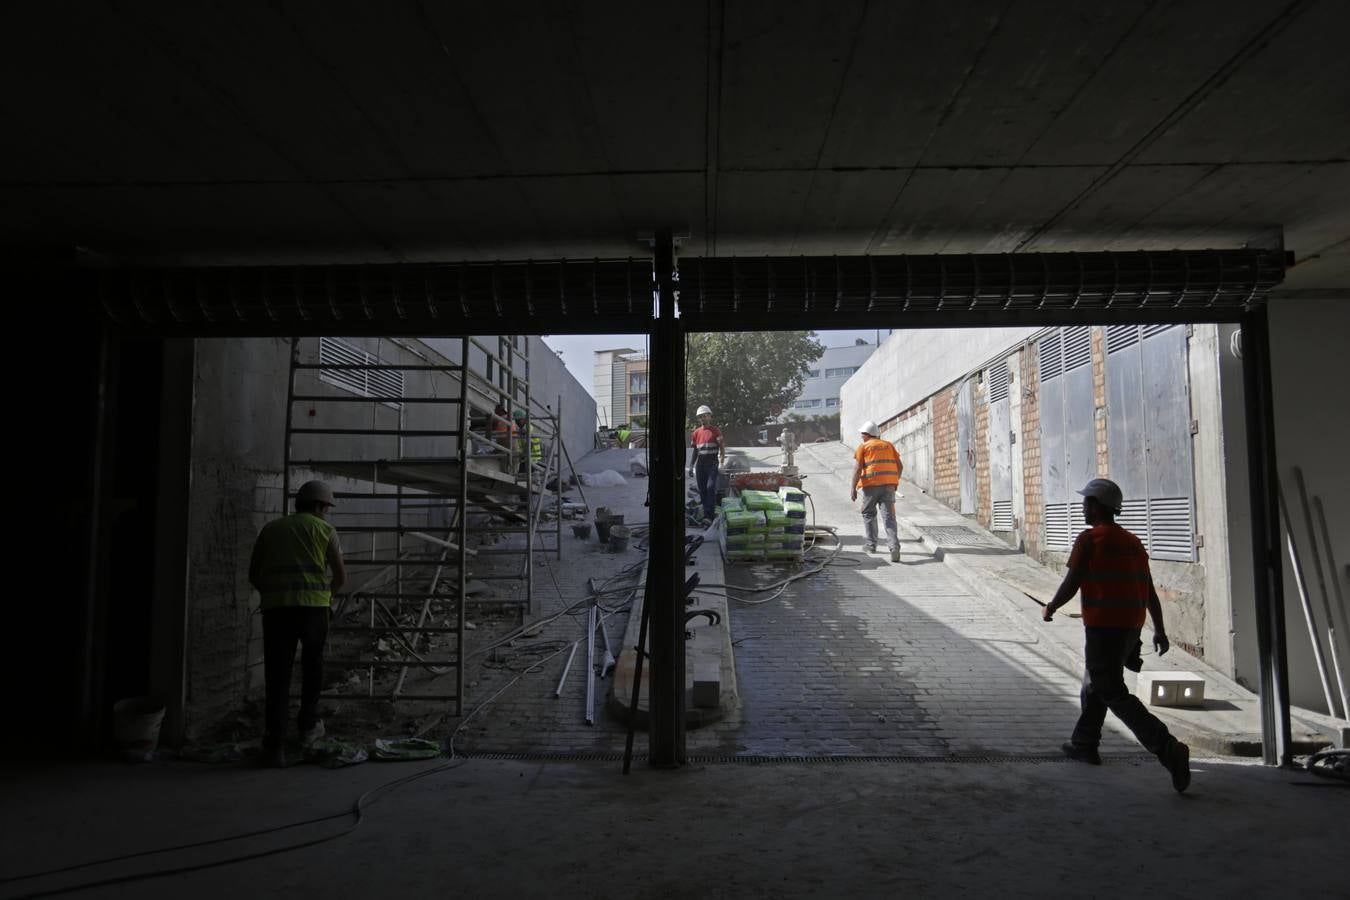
607, 523, 740, 729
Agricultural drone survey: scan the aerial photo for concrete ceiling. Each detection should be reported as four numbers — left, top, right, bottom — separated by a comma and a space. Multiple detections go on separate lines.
3, 1, 1347, 291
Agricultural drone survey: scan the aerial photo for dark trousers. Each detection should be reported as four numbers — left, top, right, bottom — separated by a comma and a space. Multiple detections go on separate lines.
262, 606, 329, 748
1071, 626, 1174, 757
694, 458, 719, 519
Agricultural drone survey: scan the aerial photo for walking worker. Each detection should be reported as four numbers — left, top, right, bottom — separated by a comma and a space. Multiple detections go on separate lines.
687, 404, 725, 523
249, 480, 346, 767
1042, 477, 1191, 792
850, 420, 903, 562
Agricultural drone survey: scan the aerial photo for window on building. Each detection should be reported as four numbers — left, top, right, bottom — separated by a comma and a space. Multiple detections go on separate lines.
805, 369, 820, 378
825, 366, 860, 378
793, 399, 822, 409
629, 372, 648, 393
319, 336, 403, 409
826, 397, 840, 407
630, 394, 649, 414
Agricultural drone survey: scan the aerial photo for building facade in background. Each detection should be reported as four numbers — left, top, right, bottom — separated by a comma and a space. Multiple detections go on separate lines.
784, 339, 877, 419
593, 347, 649, 428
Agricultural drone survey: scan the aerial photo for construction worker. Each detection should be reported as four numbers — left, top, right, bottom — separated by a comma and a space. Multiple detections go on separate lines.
850, 421, 903, 562
1043, 478, 1191, 792
249, 480, 347, 768
490, 404, 513, 466
513, 408, 543, 474
688, 404, 725, 523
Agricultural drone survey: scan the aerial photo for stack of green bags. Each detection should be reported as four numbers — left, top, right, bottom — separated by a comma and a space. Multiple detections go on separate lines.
717, 487, 808, 563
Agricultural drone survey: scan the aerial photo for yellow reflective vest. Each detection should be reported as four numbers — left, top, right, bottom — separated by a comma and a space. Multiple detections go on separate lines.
254, 513, 336, 610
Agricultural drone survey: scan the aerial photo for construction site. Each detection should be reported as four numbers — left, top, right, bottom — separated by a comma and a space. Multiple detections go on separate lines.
4, 2, 1349, 897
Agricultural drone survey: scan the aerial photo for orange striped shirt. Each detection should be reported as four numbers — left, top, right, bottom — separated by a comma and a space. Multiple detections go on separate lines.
1069, 523, 1151, 629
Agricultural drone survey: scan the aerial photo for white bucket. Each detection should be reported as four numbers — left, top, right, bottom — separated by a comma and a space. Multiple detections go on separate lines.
113, 697, 165, 762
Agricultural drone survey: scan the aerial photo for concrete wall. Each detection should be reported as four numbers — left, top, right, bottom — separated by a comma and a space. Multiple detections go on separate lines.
1264, 298, 1350, 717
840, 327, 1041, 442
523, 335, 599, 471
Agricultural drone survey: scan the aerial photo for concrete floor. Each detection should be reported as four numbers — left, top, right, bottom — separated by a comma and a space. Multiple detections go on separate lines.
1, 755, 1343, 898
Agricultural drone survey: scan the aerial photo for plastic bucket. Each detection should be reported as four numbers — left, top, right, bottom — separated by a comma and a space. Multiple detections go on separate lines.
571, 523, 592, 539
608, 525, 631, 552
113, 697, 165, 762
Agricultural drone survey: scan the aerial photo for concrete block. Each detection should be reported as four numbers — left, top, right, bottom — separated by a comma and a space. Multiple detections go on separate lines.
1138, 671, 1206, 708
692, 662, 721, 709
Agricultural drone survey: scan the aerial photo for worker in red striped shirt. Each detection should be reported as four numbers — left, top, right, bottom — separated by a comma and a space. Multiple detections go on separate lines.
1043, 478, 1191, 792
687, 404, 725, 524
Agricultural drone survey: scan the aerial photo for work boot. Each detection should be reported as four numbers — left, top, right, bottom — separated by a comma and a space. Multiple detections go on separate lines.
1061, 741, 1102, 765
1164, 740, 1191, 793
864, 543, 877, 553
300, 720, 326, 750
890, 546, 902, 563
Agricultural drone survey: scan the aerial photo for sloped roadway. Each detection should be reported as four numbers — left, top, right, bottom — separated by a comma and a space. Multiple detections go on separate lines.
693, 445, 1143, 760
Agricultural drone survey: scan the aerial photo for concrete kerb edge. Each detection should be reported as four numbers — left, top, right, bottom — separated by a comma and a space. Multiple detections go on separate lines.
606, 527, 741, 730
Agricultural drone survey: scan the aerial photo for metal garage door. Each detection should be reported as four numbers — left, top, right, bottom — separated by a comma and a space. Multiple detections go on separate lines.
1039, 327, 1093, 551
987, 357, 1014, 531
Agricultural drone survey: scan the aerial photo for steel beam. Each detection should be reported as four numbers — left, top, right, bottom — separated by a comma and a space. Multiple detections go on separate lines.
1240, 308, 1293, 765
647, 228, 686, 767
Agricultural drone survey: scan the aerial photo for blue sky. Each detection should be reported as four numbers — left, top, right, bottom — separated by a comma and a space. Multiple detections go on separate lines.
542, 329, 891, 399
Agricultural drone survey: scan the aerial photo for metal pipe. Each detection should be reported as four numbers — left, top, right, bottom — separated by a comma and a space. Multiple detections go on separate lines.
457, 335, 471, 717
1278, 483, 1339, 717
554, 640, 579, 698
1312, 496, 1344, 723
1295, 470, 1348, 720
584, 602, 596, 725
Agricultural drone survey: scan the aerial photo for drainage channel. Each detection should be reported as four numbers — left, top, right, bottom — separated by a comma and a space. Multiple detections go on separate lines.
461, 751, 1158, 764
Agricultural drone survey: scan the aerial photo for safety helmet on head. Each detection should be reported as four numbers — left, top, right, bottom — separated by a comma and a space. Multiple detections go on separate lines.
1077, 478, 1124, 514
859, 420, 879, 438
296, 480, 336, 508
512, 409, 527, 420
696, 405, 713, 417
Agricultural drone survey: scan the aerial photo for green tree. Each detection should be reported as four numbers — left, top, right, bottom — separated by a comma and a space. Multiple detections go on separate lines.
685, 332, 824, 427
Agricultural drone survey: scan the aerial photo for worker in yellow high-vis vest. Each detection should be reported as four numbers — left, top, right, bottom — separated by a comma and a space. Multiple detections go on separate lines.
249, 480, 346, 768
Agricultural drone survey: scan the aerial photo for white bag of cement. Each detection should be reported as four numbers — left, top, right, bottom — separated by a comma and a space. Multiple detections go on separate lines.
580, 470, 628, 487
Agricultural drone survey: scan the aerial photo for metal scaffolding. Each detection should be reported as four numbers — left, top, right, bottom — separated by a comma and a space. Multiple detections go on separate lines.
282, 335, 563, 715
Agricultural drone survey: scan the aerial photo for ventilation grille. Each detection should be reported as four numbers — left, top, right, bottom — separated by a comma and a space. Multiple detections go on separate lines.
1148, 496, 1194, 560
1063, 326, 1092, 371
1142, 324, 1175, 339
319, 337, 404, 408
1044, 501, 1088, 551
987, 361, 1010, 403
1038, 331, 1063, 381
992, 500, 1014, 531
1116, 498, 1148, 537
1106, 325, 1140, 354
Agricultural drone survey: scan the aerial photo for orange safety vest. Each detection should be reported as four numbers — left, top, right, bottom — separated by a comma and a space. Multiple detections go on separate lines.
855, 437, 901, 488
1072, 523, 1150, 629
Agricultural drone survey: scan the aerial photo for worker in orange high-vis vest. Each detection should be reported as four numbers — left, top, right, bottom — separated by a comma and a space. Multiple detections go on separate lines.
1043, 478, 1191, 793
850, 420, 903, 562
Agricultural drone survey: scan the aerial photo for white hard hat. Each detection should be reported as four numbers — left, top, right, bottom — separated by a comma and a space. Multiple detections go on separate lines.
696, 405, 713, 416
296, 480, 336, 507
859, 420, 879, 437
1077, 478, 1123, 513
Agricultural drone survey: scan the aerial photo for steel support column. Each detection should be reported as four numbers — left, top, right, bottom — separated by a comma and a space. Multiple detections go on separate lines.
647, 228, 686, 766
1240, 308, 1293, 765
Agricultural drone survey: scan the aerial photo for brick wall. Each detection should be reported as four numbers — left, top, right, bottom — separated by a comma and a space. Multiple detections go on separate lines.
1092, 327, 1109, 476
933, 385, 960, 509
1020, 343, 1044, 560
974, 376, 991, 529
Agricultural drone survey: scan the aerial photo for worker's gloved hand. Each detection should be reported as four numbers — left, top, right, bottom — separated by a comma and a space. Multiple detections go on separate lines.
1153, 631, 1170, 656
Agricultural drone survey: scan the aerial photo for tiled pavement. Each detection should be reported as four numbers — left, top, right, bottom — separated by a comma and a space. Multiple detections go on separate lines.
453, 446, 1144, 759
